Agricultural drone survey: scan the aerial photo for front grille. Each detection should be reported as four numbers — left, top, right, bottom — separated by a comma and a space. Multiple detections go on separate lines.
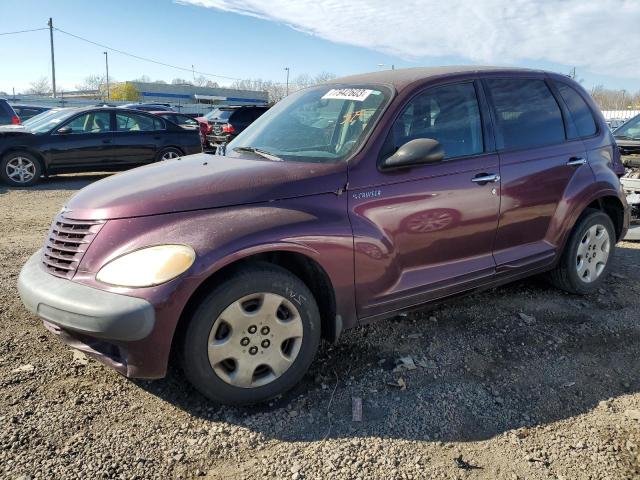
42, 215, 105, 279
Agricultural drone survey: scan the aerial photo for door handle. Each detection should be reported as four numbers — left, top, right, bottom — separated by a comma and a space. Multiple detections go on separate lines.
567, 157, 586, 166
102, 139, 112, 144
471, 173, 500, 184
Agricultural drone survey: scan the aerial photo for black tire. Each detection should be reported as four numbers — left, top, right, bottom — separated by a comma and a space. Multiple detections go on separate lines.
549, 209, 616, 294
0, 151, 42, 187
156, 147, 183, 162
181, 264, 321, 405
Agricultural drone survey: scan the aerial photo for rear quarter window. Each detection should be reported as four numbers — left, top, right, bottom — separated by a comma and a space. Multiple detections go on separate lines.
555, 82, 597, 138
486, 78, 566, 150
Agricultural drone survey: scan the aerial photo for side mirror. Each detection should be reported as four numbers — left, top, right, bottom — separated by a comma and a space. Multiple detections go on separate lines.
380, 138, 444, 170
57, 126, 72, 134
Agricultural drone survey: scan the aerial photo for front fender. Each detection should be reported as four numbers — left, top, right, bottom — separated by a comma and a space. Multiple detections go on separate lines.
70, 194, 355, 375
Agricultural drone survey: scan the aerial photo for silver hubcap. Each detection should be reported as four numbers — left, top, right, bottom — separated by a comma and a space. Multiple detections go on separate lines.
207, 293, 303, 388
6, 156, 36, 183
161, 151, 179, 160
576, 224, 610, 283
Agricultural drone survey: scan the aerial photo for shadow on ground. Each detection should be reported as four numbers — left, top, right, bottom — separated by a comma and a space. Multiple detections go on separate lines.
139, 244, 640, 443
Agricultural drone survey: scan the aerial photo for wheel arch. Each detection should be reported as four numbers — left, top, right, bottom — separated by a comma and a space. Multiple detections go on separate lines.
584, 195, 625, 241
159, 145, 185, 156
555, 184, 626, 257
2, 147, 47, 173
170, 247, 339, 363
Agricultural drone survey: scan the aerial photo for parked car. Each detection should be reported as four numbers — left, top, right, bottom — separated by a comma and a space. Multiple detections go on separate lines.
10, 104, 51, 121
0, 106, 202, 186
120, 103, 174, 112
614, 114, 640, 239
18, 67, 629, 405
204, 105, 269, 147
0, 99, 20, 125
150, 111, 209, 148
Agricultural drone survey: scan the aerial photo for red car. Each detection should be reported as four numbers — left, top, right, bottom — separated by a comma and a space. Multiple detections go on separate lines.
150, 111, 210, 148
19, 67, 629, 405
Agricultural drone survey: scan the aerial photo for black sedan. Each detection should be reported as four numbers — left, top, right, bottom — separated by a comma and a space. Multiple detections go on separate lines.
0, 107, 202, 186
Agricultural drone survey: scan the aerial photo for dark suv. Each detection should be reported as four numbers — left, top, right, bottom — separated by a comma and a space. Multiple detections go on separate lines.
18, 67, 628, 405
204, 105, 269, 146
0, 99, 20, 125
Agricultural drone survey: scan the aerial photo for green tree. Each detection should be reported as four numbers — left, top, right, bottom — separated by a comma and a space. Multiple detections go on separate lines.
110, 82, 140, 101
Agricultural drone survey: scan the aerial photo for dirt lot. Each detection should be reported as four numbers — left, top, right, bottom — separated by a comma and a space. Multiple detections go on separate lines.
1, 174, 639, 480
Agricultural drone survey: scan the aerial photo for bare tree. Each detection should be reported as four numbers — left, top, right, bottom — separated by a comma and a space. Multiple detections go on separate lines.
590, 85, 640, 110
232, 72, 336, 104
314, 71, 337, 84
75, 74, 106, 92
193, 75, 219, 88
133, 75, 152, 83
171, 78, 191, 85
26, 76, 52, 95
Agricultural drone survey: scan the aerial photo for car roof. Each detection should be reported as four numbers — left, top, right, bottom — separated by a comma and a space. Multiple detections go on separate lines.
10, 104, 50, 109
327, 65, 544, 91
63, 106, 159, 115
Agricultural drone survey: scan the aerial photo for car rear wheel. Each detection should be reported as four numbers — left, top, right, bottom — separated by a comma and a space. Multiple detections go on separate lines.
156, 147, 182, 162
549, 209, 615, 294
0, 152, 42, 187
181, 264, 321, 405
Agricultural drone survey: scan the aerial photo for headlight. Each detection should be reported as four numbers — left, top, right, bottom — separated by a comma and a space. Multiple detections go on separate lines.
96, 245, 195, 287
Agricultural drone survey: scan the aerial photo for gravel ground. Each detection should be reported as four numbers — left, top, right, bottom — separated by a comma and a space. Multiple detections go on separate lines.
1, 174, 639, 480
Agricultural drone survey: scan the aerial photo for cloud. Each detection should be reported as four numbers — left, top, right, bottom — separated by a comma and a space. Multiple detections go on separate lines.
178, 0, 640, 78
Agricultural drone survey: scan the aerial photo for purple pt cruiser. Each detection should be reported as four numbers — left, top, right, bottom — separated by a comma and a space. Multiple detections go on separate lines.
18, 67, 629, 405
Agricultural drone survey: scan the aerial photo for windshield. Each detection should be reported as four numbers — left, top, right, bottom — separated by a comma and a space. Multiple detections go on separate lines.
22, 108, 64, 127
27, 108, 78, 133
614, 115, 640, 140
204, 108, 233, 121
227, 85, 391, 163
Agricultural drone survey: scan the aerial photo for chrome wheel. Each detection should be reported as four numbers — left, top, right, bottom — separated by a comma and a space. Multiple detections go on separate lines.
161, 150, 180, 161
6, 156, 36, 184
207, 292, 303, 388
576, 224, 610, 283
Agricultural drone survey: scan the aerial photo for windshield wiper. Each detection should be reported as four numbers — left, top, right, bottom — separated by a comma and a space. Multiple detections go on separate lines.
234, 146, 282, 161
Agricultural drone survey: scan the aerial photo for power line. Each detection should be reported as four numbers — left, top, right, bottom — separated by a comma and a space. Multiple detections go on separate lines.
0, 27, 48, 36
53, 27, 246, 82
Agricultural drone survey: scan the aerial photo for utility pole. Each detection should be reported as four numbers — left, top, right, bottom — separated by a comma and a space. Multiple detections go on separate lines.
48, 18, 57, 98
284, 67, 290, 96
104, 52, 110, 100
192, 65, 196, 83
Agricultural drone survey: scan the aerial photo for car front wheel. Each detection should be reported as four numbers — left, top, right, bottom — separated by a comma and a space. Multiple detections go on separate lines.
181, 264, 321, 405
1, 152, 42, 187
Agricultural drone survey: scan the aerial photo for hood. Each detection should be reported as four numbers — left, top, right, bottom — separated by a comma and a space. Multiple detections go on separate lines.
65, 153, 347, 220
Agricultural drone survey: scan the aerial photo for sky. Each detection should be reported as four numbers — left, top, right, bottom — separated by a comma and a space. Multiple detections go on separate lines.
0, 0, 639, 95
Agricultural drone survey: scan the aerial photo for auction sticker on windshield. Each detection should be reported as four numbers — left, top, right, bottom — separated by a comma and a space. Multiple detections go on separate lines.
322, 88, 374, 102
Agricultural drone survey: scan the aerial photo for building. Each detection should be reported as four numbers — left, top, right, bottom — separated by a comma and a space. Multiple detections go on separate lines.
129, 81, 268, 113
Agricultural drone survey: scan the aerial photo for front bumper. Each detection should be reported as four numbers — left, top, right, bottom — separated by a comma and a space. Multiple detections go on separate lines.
18, 251, 155, 341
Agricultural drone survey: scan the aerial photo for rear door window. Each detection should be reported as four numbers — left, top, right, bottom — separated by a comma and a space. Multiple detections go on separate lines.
555, 82, 597, 138
383, 82, 484, 160
486, 78, 565, 150
116, 113, 164, 131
